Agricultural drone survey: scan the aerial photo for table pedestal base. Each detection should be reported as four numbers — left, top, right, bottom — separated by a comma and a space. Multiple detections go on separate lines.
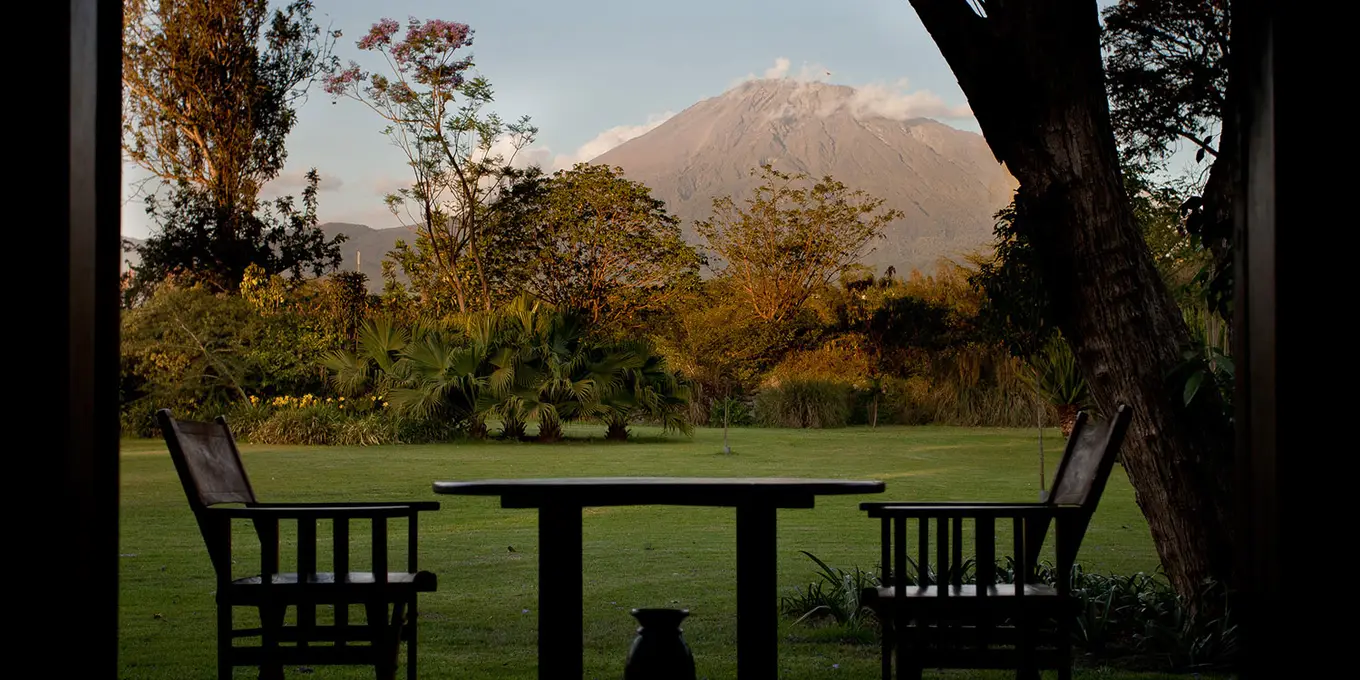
736, 505, 777, 680
539, 504, 583, 678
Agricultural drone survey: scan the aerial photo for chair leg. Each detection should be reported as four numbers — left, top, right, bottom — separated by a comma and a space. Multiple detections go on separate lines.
406, 597, 418, 680
389, 600, 407, 679
880, 614, 892, 680
368, 601, 397, 680
896, 618, 922, 680
258, 603, 286, 680
217, 601, 233, 680
1058, 616, 1073, 680
1013, 610, 1037, 680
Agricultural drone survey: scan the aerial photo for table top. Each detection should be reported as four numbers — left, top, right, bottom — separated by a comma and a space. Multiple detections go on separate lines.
431, 477, 886, 509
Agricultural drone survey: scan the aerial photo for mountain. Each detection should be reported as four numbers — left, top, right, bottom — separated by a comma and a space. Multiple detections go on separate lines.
122, 80, 1012, 290
321, 222, 407, 285
590, 78, 1016, 274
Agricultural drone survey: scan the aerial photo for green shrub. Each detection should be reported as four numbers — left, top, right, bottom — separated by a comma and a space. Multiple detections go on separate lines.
333, 412, 400, 446
779, 551, 879, 632
394, 414, 466, 444
218, 397, 464, 446
119, 399, 163, 438
222, 402, 273, 440
754, 380, 851, 428
248, 405, 345, 445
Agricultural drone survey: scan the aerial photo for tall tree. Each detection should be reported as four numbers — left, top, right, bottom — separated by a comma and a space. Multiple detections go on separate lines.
523, 163, 701, 328
903, 0, 1235, 601
122, 0, 344, 292
696, 164, 903, 323
324, 17, 537, 313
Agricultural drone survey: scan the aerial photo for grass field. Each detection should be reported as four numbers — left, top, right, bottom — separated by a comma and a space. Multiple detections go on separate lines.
119, 424, 1190, 679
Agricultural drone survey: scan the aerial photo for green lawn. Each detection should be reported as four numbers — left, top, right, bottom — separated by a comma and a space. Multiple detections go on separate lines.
120, 424, 1188, 680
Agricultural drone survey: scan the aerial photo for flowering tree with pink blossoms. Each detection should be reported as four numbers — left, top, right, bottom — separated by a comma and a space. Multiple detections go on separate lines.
326, 17, 537, 313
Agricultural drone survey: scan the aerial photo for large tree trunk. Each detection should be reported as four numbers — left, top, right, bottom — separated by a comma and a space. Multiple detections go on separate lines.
906, 0, 1236, 600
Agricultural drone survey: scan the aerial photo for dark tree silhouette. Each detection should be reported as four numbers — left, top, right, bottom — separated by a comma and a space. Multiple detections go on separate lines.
904, 0, 1235, 602
1104, 0, 1235, 322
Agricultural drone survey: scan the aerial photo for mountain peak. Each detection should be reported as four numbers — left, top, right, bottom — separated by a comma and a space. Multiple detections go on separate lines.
592, 80, 1015, 274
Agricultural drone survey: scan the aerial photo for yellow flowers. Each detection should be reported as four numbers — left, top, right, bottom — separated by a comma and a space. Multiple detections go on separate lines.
250, 393, 391, 413
266, 394, 320, 408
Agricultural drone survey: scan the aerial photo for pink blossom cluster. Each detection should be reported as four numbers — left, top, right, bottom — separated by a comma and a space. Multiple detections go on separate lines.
357, 18, 400, 50
391, 18, 473, 62
325, 17, 477, 100
322, 63, 363, 96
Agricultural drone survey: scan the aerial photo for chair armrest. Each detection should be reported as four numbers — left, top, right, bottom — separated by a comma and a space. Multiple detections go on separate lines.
859, 500, 1039, 505
207, 504, 431, 519
861, 502, 1083, 518
248, 501, 441, 512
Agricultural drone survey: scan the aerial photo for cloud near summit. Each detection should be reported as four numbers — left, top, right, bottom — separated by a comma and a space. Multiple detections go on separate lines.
489, 112, 676, 173
738, 57, 973, 122
734, 56, 834, 86
497, 56, 970, 179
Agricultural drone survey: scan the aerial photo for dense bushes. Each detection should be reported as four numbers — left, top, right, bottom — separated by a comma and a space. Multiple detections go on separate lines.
120, 269, 375, 437
754, 380, 852, 428
224, 400, 462, 446
656, 262, 1052, 430
120, 252, 1062, 439
324, 297, 693, 441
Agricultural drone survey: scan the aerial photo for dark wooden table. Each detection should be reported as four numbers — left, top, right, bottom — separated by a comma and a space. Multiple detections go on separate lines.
432, 477, 885, 680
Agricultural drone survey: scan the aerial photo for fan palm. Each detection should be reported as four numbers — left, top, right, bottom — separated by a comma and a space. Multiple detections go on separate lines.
1022, 334, 1093, 437
386, 329, 489, 434
599, 342, 693, 440
321, 317, 410, 396
481, 297, 613, 442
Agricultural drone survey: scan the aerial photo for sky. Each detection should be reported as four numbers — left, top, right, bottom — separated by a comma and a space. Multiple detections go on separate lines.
121, 0, 1172, 239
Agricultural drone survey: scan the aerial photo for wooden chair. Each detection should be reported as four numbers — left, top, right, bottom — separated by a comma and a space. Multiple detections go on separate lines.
860, 404, 1132, 680
157, 409, 440, 680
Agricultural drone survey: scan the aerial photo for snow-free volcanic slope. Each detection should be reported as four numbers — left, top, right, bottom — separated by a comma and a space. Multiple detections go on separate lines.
591, 78, 1016, 274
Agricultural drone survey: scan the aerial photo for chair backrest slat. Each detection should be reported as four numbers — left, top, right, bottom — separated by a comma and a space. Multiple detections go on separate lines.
1026, 404, 1133, 567
158, 409, 256, 509
1048, 405, 1132, 510
157, 409, 257, 577
1028, 402, 1136, 568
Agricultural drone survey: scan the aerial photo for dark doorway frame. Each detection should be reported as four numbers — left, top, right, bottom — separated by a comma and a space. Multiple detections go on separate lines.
48, 0, 1284, 675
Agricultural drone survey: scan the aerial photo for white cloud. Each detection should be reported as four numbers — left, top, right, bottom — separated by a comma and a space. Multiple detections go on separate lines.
555, 112, 675, 167
473, 112, 676, 173
260, 169, 344, 197
486, 135, 555, 171
848, 79, 973, 121
734, 57, 834, 87
734, 58, 972, 123
764, 57, 791, 79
